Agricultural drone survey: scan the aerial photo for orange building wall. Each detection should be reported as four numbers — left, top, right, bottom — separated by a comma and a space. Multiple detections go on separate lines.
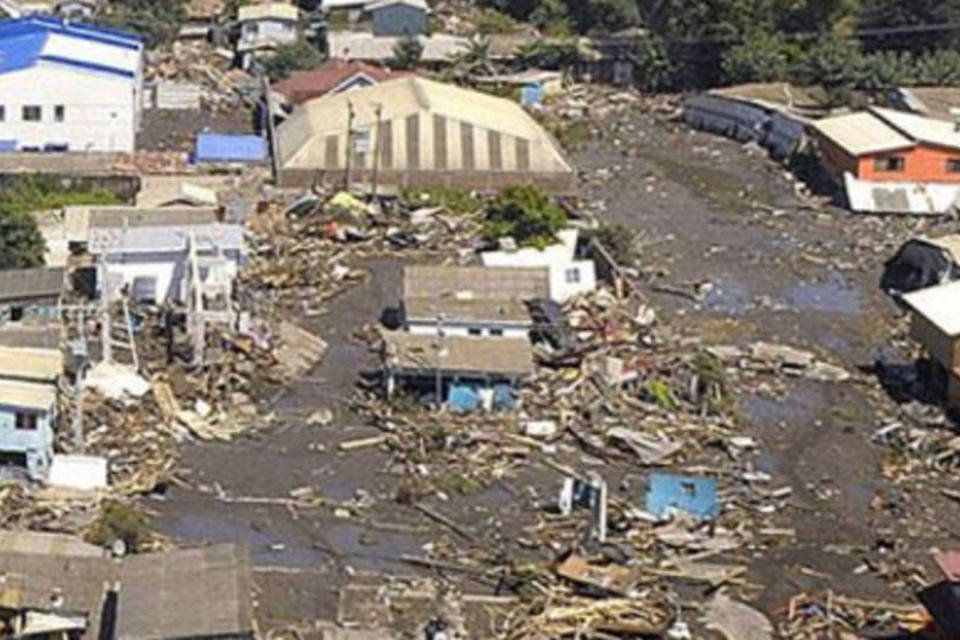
859, 144, 960, 183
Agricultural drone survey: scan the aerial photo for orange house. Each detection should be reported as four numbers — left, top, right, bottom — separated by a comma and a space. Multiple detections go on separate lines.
812, 107, 960, 184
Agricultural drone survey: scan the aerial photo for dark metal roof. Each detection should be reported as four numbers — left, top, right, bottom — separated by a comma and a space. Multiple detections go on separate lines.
0, 267, 64, 303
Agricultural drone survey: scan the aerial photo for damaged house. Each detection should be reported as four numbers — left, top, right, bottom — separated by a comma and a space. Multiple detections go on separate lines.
401, 265, 549, 338
382, 331, 533, 410
481, 229, 596, 302
812, 107, 960, 214
276, 76, 575, 192
0, 267, 63, 326
901, 280, 960, 410
70, 207, 245, 305
0, 344, 61, 480
0, 531, 254, 640
236, 1, 299, 69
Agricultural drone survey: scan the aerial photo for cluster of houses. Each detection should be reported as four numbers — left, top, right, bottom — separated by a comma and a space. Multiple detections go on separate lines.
382, 229, 596, 410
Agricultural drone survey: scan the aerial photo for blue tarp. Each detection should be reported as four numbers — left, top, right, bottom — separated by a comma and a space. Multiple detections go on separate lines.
521, 83, 546, 106
447, 384, 481, 413
194, 134, 267, 163
645, 473, 719, 521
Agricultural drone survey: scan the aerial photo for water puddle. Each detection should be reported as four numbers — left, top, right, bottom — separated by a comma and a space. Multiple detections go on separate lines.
324, 521, 424, 574
781, 272, 861, 315
701, 278, 754, 315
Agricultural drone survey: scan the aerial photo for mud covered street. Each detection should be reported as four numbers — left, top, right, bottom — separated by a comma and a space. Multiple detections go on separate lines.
151, 105, 960, 635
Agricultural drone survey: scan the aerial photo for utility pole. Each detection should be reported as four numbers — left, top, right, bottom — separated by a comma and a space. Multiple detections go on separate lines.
434, 314, 445, 408
371, 102, 383, 199
344, 101, 356, 191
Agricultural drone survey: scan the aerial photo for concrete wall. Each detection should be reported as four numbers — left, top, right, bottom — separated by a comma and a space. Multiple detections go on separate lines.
859, 144, 960, 183
0, 300, 59, 326
99, 250, 242, 304
0, 65, 140, 152
0, 401, 54, 480
371, 4, 427, 36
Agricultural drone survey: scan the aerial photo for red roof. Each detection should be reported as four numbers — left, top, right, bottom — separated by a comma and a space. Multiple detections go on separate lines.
272, 59, 411, 105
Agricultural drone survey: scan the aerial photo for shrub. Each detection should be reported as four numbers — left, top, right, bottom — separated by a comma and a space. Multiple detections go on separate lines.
484, 185, 567, 248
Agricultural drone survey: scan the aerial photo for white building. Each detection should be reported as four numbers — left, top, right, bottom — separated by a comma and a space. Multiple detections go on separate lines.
0, 17, 143, 152
237, 1, 299, 68
76, 207, 245, 305
401, 265, 549, 339
481, 229, 597, 302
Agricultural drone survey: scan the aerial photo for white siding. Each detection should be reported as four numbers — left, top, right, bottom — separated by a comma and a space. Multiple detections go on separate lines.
0, 65, 139, 152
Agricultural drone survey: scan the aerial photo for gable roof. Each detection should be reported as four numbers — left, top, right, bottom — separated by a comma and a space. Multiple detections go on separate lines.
811, 111, 915, 156
403, 265, 549, 301
365, 0, 428, 10
327, 31, 468, 63
0, 267, 64, 302
272, 58, 409, 104
871, 106, 960, 152
0, 17, 141, 80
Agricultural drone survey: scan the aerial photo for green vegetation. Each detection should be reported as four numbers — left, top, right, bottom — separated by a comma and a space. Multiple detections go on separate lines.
484, 185, 568, 248
0, 177, 120, 270
400, 187, 482, 214
475, 8, 523, 34
95, 0, 187, 48
583, 223, 639, 267
261, 41, 326, 81
392, 34, 425, 70
86, 501, 152, 552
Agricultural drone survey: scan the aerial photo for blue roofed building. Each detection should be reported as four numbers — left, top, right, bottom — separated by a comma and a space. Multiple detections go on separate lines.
0, 16, 143, 152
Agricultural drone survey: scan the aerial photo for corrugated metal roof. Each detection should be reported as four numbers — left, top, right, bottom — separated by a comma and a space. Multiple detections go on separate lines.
0, 346, 62, 381
0, 267, 63, 302
872, 106, 960, 151
843, 172, 960, 215
279, 76, 572, 175
195, 134, 267, 163
383, 331, 533, 376
403, 265, 549, 300
812, 111, 915, 156
0, 17, 141, 79
0, 379, 56, 410
903, 279, 960, 336
238, 1, 298, 21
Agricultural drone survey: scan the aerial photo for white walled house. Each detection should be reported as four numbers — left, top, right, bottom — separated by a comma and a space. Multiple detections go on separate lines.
0, 17, 143, 153
237, 2, 299, 68
401, 265, 549, 339
481, 229, 597, 302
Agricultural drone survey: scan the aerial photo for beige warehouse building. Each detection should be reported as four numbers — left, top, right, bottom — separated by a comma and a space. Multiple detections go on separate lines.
276, 76, 575, 192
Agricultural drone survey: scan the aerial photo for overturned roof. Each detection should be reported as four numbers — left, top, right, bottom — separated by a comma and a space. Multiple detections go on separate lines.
0, 267, 64, 303
383, 331, 534, 377
812, 111, 915, 156
903, 279, 960, 336
278, 76, 574, 191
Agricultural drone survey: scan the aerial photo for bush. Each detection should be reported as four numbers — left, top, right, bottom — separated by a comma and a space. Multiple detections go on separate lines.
400, 187, 482, 214
261, 41, 326, 81
85, 501, 152, 552
392, 34, 424, 70
722, 32, 799, 84
96, 0, 187, 47
484, 185, 567, 248
475, 8, 522, 34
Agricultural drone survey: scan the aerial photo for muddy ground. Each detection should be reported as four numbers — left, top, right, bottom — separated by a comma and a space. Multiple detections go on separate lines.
151, 106, 960, 635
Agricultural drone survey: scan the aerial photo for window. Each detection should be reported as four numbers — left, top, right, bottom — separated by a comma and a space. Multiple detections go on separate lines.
564, 267, 581, 284
54, 105, 65, 122
245, 23, 259, 36
947, 159, 960, 173
874, 156, 905, 172
489, 328, 504, 337
22, 106, 41, 122
15, 412, 37, 431
0, 106, 5, 122
9, 306, 23, 322
467, 328, 482, 336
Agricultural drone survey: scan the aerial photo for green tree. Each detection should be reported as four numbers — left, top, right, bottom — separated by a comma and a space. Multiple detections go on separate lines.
792, 33, 865, 101
260, 40, 326, 81
0, 209, 44, 270
391, 34, 424, 70
632, 38, 676, 92
96, 0, 187, 48
484, 186, 568, 248
722, 32, 796, 83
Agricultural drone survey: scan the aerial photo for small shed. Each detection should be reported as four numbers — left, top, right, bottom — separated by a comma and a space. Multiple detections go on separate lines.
195, 134, 267, 164
366, 0, 428, 37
